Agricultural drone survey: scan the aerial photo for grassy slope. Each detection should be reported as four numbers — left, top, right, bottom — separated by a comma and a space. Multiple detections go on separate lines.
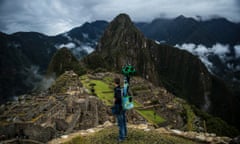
80, 76, 114, 105
137, 109, 165, 124
64, 126, 203, 144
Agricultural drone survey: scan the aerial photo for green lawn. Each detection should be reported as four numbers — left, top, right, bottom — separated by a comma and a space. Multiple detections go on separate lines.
137, 109, 165, 125
81, 76, 114, 105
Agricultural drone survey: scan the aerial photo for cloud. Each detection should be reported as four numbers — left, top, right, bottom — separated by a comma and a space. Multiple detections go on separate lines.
211, 44, 230, 55
0, 0, 239, 35
194, 44, 209, 55
0, 0, 91, 35
59, 42, 76, 49
176, 43, 230, 59
81, 45, 94, 54
175, 43, 239, 73
54, 41, 94, 59
234, 45, 240, 58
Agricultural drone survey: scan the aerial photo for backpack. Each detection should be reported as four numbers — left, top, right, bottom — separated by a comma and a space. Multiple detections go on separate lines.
122, 79, 134, 110
122, 94, 134, 110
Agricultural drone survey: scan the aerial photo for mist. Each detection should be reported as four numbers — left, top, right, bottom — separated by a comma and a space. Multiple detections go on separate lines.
175, 43, 240, 73
21, 65, 55, 92
234, 45, 240, 58
55, 42, 95, 59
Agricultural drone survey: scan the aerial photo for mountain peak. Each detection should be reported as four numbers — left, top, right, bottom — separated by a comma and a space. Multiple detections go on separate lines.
104, 13, 135, 33
175, 15, 186, 19
95, 13, 145, 53
174, 15, 196, 22
112, 13, 132, 24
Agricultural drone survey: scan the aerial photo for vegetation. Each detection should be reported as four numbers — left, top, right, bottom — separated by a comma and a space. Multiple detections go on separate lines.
133, 100, 143, 108
192, 105, 239, 137
137, 109, 165, 125
80, 76, 114, 105
182, 103, 196, 131
64, 126, 201, 144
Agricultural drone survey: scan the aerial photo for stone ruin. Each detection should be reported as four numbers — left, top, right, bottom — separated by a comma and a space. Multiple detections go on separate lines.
0, 71, 111, 143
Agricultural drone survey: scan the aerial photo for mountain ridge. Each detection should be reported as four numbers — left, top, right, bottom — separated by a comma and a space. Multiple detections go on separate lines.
136, 15, 240, 46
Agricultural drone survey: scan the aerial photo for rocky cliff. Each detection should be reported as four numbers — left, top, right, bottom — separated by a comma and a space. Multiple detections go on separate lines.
82, 13, 240, 130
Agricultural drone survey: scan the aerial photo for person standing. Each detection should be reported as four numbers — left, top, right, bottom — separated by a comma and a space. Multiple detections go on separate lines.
113, 77, 127, 142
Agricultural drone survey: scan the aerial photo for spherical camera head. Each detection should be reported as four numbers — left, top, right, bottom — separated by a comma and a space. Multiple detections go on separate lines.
121, 65, 136, 77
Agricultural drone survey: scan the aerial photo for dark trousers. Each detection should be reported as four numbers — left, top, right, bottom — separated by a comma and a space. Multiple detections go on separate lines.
116, 110, 127, 140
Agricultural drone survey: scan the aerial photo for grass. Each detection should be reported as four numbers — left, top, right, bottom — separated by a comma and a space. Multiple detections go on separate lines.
133, 100, 143, 108
183, 104, 196, 131
79, 75, 88, 80
81, 75, 114, 105
64, 126, 202, 144
136, 109, 165, 125
103, 76, 114, 84
90, 80, 114, 105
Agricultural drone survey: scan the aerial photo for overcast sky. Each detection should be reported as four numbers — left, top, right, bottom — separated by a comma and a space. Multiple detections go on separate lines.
0, 0, 239, 35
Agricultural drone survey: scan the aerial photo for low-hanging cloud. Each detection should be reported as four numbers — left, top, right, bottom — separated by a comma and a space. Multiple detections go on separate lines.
0, 0, 239, 35
234, 45, 240, 58
22, 65, 55, 91
55, 41, 95, 59
175, 43, 240, 73
211, 44, 230, 55
59, 42, 76, 49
